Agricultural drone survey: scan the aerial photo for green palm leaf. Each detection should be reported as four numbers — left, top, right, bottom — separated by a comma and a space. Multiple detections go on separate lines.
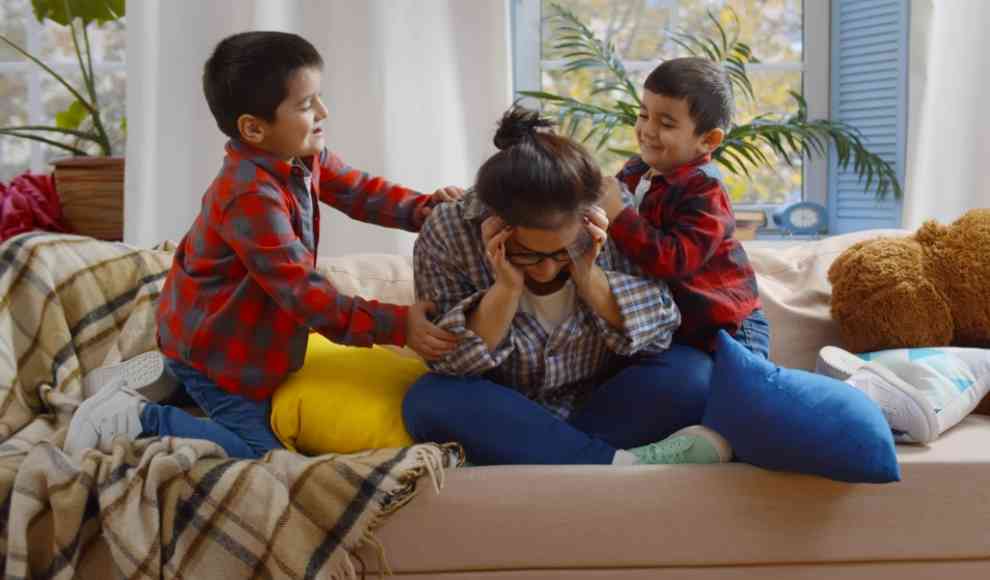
524, 2, 901, 200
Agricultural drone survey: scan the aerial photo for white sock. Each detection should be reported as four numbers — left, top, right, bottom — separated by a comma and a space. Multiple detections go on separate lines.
612, 449, 639, 465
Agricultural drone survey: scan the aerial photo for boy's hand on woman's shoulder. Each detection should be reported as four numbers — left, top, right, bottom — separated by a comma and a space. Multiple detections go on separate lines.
414, 185, 466, 227
406, 301, 458, 361
430, 185, 466, 204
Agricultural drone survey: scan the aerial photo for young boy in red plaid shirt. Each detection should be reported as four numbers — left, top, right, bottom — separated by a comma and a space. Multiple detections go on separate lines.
600, 57, 770, 360
66, 31, 461, 459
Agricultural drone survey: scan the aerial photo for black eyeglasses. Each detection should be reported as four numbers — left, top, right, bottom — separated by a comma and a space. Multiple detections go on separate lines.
504, 231, 595, 266
505, 248, 572, 266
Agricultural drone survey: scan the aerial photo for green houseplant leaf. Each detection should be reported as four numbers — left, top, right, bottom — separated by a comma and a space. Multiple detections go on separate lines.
31, 0, 125, 26
55, 99, 90, 130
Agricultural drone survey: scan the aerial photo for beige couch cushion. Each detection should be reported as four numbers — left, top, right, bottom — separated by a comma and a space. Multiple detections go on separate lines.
744, 230, 908, 368
317, 231, 912, 369
360, 415, 990, 574
317, 252, 415, 305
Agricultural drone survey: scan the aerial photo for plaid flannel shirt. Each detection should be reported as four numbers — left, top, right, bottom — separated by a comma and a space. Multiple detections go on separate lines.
414, 191, 680, 418
610, 155, 761, 352
157, 140, 430, 401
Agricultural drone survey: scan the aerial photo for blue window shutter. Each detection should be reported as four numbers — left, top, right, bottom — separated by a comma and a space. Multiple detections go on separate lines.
828, 0, 908, 233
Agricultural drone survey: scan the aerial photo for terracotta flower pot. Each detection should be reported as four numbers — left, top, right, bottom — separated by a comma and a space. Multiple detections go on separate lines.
52, 156, 125, 241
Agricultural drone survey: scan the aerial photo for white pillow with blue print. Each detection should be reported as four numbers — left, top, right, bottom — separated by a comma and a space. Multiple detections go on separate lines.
817, 346, 990, 443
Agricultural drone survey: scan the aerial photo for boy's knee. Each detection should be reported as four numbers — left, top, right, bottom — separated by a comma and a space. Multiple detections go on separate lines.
245, 428, 284, 459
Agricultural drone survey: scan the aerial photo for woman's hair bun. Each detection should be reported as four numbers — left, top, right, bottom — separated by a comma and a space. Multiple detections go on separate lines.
493, 105, 555, 150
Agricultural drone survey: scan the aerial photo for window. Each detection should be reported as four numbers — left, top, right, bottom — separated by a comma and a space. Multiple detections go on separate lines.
0, 0, 126, 182
511, 0, 829, 212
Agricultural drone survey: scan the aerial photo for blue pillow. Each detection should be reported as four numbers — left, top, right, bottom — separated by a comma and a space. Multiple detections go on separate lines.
703, 331, 900, 483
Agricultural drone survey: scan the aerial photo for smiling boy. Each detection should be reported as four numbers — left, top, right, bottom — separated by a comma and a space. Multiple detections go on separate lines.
600, 57, 769, 359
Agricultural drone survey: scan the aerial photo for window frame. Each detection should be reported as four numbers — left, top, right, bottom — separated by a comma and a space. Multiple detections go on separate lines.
0, 13, 126, 175
510, 0, 832, 224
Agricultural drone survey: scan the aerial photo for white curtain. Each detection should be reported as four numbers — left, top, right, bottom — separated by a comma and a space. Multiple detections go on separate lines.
904, 0, 990, 228
125, 0, 512, 255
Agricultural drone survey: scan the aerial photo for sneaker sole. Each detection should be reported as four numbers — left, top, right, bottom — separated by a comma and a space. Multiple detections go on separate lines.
816, 346, 867, 381
852, 362, 939, 444
83, 351, 177, 402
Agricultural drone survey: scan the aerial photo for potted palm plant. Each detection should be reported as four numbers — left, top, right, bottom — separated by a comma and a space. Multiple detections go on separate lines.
0, 0, 126, 241
521, 4, 901, 203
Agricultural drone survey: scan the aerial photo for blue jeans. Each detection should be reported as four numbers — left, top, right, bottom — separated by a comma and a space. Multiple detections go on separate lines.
138, 359, 283, 459
733, 309, 771, 360
402, 344, 713, 465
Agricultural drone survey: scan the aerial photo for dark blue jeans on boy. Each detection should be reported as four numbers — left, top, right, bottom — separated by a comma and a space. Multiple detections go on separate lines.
138, 359, 283, 459
733, 308, 771, 360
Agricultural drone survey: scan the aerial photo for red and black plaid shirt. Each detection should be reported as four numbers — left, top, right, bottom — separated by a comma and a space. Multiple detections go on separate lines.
609, 155, 761, 351
156, 140, 430, 400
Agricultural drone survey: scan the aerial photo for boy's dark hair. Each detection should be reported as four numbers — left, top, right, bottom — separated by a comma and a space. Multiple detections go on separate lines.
475, 106, 602, 229
644, 57, 733, 134
203, 31, 324, 140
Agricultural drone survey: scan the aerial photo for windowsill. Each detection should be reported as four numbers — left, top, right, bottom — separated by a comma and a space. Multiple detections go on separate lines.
753, 231, 829, 241
744, 236, 827, 249
734, 207, 829, 242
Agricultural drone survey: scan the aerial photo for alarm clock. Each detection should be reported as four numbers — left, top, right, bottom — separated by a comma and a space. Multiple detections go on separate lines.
772, 201, 828, 235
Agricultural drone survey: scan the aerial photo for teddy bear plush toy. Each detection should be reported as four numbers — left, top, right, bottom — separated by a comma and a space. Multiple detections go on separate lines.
827, 208, 990, 355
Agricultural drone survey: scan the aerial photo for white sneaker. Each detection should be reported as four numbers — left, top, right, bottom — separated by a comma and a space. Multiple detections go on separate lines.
66, 380, 148, 458
83, 350, 178, 402
817, 346, 939, 443
815, 345, 867, 381
845, 362, 939, 444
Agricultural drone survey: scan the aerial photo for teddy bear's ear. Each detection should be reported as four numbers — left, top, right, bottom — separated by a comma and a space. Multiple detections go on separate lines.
827, 240, 869, 285
914, 219, 945, 246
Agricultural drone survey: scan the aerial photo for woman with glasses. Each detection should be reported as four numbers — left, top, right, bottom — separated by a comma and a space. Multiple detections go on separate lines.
404, 107, 732, 466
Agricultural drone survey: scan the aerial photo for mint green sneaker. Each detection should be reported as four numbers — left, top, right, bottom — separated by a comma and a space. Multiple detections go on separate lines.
628, 425, 732, 465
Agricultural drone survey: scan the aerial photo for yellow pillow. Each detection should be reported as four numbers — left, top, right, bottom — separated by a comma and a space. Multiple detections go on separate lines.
270, 334, 426, 454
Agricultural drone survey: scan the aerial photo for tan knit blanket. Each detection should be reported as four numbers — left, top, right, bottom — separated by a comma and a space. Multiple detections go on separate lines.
0, 232, 448, 579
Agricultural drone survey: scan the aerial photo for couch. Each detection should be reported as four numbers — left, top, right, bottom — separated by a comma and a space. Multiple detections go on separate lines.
310, 230, 990, 579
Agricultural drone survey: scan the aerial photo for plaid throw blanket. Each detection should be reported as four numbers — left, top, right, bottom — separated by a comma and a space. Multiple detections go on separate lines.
0, 232, 449, 579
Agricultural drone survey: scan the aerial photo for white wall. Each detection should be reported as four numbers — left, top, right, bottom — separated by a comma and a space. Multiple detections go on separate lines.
125, 0, 512, 256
